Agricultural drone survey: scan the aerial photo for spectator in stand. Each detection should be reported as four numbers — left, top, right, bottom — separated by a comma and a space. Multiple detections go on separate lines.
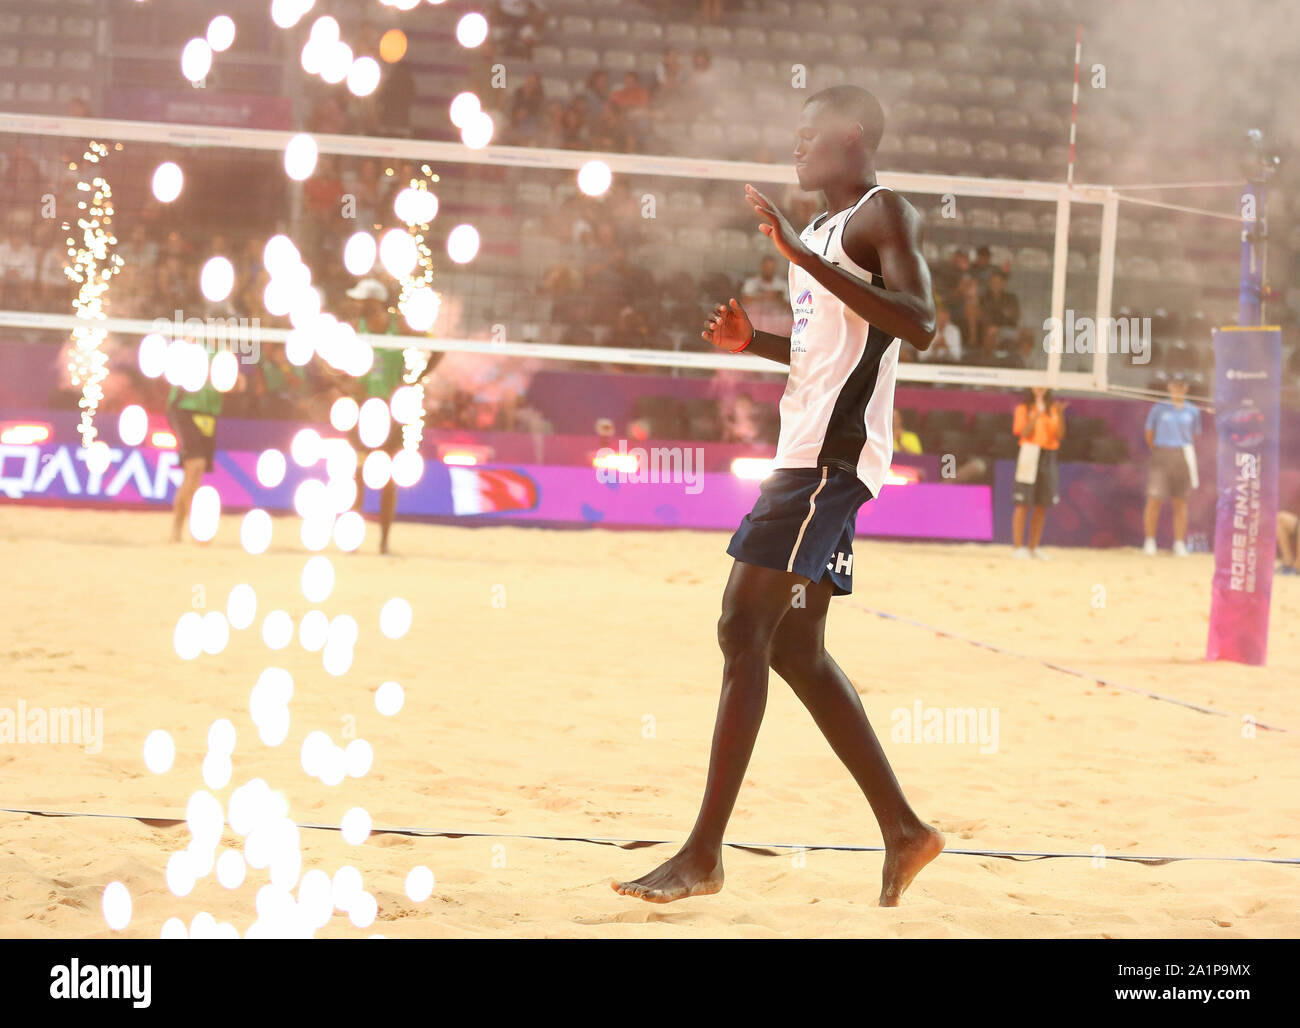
970, 245, 995, 290
687, 47, 724, 103
1011, 387, 1066, 559
560, 99, 588, 149
982, 269, 1020, 337
1014, 325, 1046, 370
932, 246, 969, 304
540, 260, 578, 301
491, 0, 545, 58
892, 409, 922, 455
610, 71, 652, 148
963, 322, 1003, 368
581, 70, 612, 120
582, 223, 633, 312
511, 72, 546, 131
610, 71, 650, 114
891, 408, 986, 482
919, 305, 962, 362
535, 101, 567, 148
953, 274, 982, 353
552, 190, 597, 245
1142, 373, 1201, 556
614, 305, 652, 348
587, 100, 637, 153
724, 393, 761, 444
653, 49, 690, 107
740, 255, 792, 334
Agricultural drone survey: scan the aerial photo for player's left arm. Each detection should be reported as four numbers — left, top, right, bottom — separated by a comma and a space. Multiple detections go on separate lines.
811, 191, 937, 350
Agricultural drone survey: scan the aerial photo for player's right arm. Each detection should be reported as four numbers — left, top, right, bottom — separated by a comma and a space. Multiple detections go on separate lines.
702, 297, 790, 366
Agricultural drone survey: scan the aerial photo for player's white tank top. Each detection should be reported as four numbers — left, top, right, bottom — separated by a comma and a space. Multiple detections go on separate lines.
775, 184, 900, 496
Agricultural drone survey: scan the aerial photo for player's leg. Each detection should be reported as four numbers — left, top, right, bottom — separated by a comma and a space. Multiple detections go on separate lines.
379, 480, 397, 554
351, 459, 365, 515
1011, 503, 1028, 549
1143, 496, 1162, 551
1028, 505, 1047, 550
170, 457, 206, 542
611, 560, 805, 903
1144, 454, 1167, 552
769, 576, 944, 905
1278, 511, 1298, 568
1171, 497, 1189, 552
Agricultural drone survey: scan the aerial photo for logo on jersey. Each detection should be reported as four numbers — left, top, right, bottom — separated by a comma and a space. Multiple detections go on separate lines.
791, 288, 814, 353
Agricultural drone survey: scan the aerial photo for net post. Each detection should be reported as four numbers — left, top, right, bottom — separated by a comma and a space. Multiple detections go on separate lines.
1207, 148, 1280, 665
1092, 187, 1119, 391
1045, 184, 1071, 386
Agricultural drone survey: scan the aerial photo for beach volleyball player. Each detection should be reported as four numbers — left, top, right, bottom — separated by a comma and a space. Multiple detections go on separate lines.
612, 86, 945, 907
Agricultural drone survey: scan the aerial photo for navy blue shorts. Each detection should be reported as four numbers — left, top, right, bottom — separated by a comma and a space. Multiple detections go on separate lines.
167, 406, 217, 472
726, 466, 874, 596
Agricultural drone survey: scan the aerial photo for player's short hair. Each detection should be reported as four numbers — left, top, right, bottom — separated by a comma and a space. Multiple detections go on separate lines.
803, 85, 885, 153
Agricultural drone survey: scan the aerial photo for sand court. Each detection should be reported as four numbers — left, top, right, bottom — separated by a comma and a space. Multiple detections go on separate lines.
1, 504, 1298, 937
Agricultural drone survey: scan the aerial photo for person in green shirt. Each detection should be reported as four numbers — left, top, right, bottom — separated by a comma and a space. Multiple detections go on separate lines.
257, 342, 309, 419
346, 278, 407, 555
166, 345, 224, 543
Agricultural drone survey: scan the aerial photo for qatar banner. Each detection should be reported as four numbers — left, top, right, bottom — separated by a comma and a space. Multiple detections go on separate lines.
0, 442, 992, 541
1206, 327, 1282, 665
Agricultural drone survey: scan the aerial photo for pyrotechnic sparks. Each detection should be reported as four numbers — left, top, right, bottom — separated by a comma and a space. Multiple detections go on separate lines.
389, 166, 443, 460
64, 141, 122, 468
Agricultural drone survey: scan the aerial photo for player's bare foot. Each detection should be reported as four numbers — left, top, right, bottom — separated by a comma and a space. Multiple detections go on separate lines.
879, 824, 944, 906
611, 849, 724, 904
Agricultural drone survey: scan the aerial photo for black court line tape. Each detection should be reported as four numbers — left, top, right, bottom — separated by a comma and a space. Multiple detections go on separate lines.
845, 601, 1289, 733
4, 807, 1297, 867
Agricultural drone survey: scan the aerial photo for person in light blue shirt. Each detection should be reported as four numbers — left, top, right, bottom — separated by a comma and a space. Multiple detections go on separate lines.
1143, 375, 1201, 556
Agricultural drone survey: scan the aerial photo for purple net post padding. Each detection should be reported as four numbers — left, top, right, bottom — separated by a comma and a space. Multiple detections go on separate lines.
1206, 327, 1282, 665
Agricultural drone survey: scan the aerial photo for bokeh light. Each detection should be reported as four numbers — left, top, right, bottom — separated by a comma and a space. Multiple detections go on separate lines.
207, 15, 236, 52
379, 29, 407, 62
143, 729, 176, 773
151, 162, 183, 202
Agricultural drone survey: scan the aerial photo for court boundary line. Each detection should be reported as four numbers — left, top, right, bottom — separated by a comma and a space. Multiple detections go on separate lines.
3, 807, 1297, 867
844, 602, 1290, 733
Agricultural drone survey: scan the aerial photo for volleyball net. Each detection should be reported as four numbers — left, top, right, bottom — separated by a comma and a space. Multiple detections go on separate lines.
0, 110, 1244, 406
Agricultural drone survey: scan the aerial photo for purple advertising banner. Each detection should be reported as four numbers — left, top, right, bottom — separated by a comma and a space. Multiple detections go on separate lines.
0, 441, 992, 541
1206, 327, 1282, 666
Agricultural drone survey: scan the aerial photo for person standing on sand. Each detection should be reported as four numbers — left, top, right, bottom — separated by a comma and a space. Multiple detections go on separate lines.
611, 85, 944, 908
